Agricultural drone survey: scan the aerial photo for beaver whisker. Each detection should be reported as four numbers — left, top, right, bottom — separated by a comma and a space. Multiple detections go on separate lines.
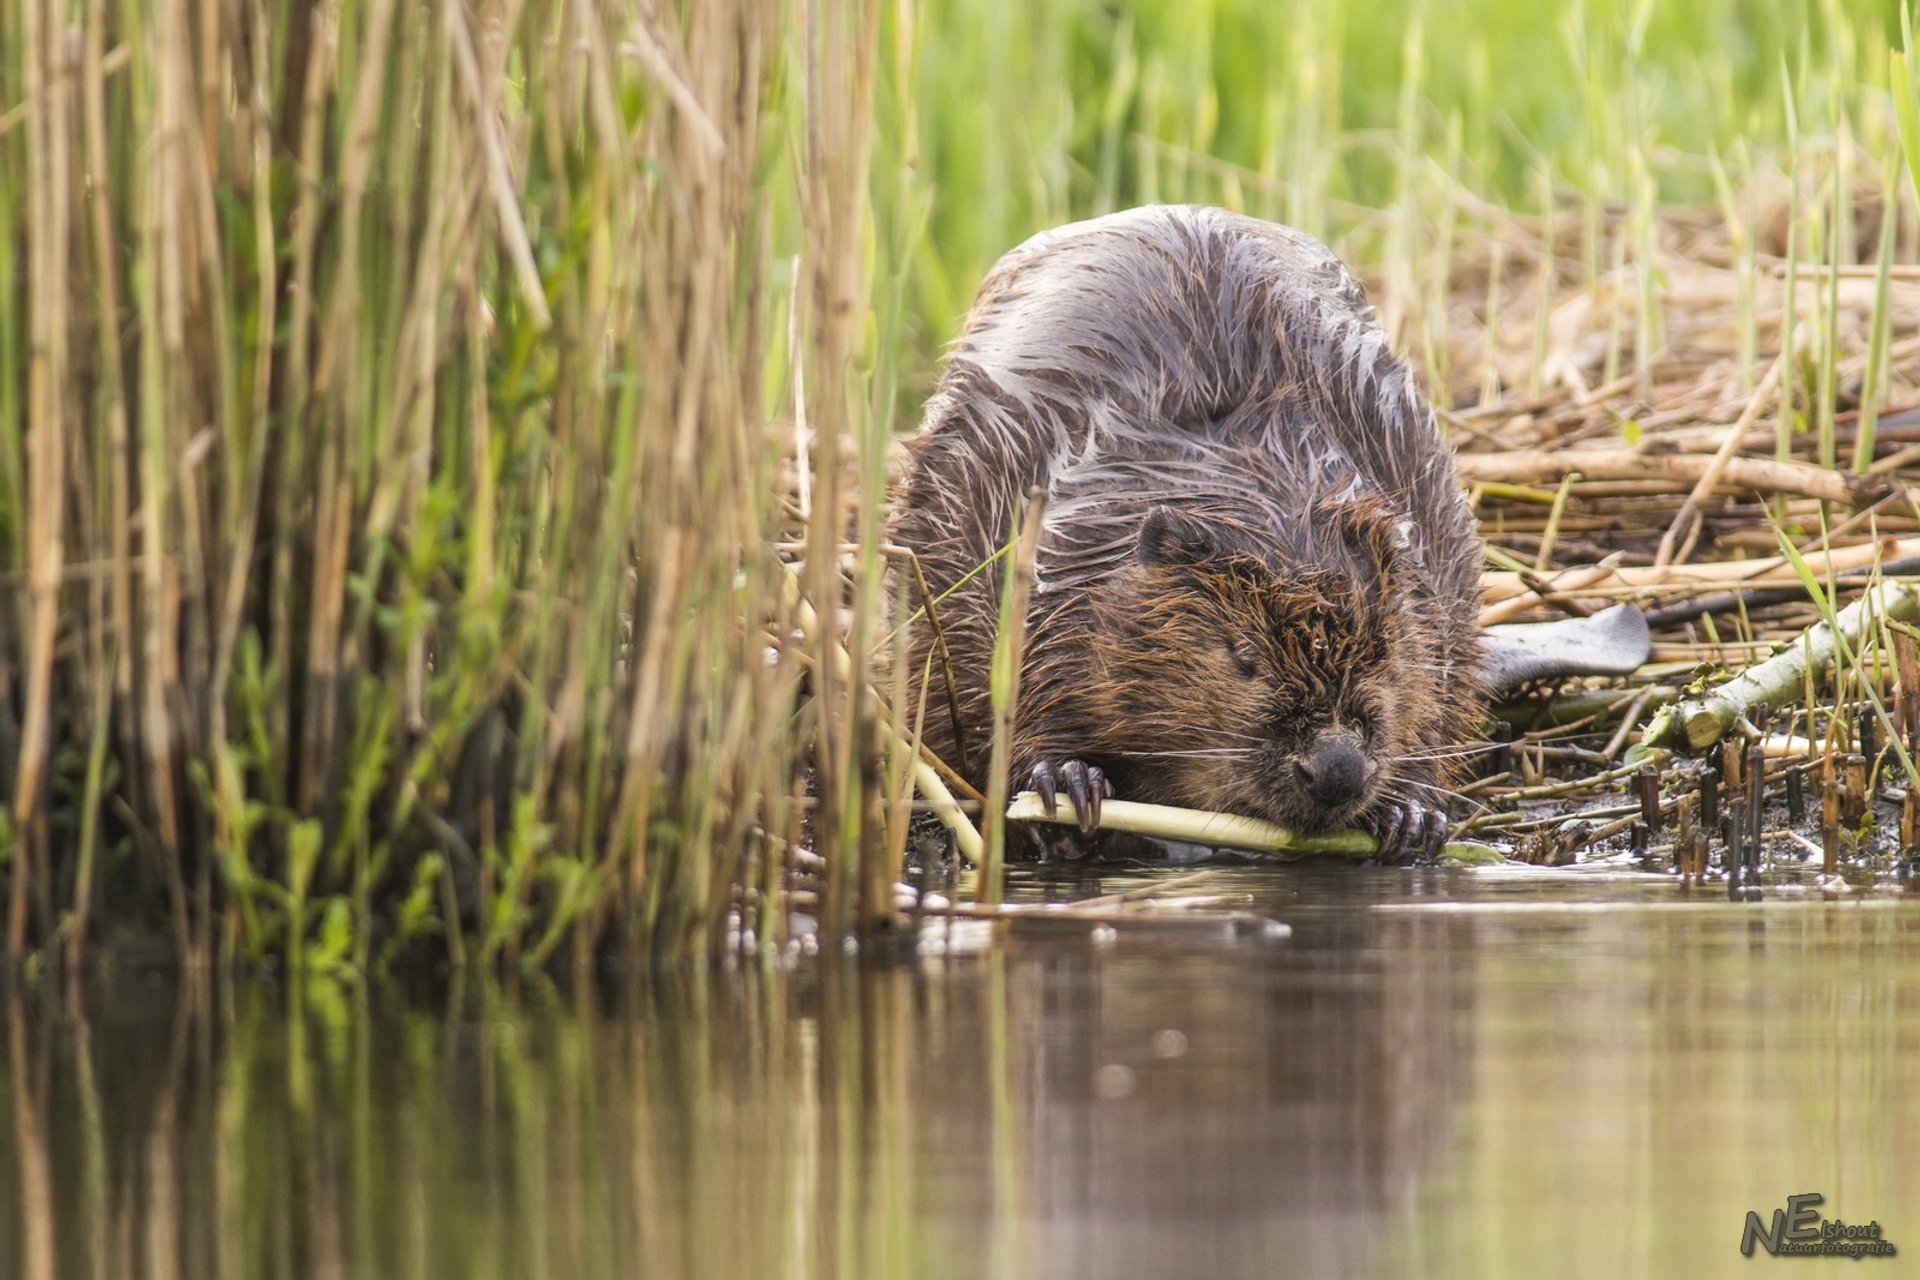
1382, 777, 1472, 805
1193, 729, 1270, 744
1390, 745, 1499, 763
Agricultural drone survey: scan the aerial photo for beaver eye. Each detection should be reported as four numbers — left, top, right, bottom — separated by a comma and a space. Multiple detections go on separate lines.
1227, 639, 1260, 676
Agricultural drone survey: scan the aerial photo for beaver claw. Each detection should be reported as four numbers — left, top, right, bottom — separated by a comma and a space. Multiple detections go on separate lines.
1031, 759, 1113, 832
1365, 801, 1448, 864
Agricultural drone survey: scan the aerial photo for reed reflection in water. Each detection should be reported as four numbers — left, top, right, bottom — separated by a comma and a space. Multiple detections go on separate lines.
5, 877, 1920, 1280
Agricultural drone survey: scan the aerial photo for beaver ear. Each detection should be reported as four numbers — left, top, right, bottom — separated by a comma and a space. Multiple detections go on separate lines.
1137, 506, 1222, 567
1324, 500, 1405, 584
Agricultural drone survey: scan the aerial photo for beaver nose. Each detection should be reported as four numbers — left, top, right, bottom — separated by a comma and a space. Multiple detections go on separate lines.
1295, 736, 1368, 808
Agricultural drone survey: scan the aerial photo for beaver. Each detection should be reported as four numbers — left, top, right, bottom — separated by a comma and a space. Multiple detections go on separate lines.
890, 205, 1483, 860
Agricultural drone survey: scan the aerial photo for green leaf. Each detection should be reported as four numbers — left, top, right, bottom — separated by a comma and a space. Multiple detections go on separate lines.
306, 897, 360, 982
1896, 43, 1920, 209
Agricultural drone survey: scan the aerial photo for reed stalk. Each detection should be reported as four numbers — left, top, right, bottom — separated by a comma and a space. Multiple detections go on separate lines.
0, 0, 899, 972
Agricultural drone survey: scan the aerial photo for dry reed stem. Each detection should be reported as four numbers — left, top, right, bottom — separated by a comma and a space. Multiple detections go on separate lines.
1653, 350, 1788, 566
1478, 559, 1623, 626
1481, 536, 1920, 607
798, 0, 886, 937
1457, 445, 1885, 507
7, 0, 69, 960
443, 0, 550, 329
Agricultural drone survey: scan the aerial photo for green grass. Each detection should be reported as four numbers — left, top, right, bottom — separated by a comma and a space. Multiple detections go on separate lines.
0, 0, 1912, 974
899, 0, 1902, 359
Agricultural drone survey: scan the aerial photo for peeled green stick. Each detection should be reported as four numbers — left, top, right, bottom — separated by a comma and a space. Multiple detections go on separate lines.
1004, 793, 1506, 864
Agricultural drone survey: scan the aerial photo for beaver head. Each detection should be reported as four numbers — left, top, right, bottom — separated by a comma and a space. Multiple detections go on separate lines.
1022, 494, 1445, 835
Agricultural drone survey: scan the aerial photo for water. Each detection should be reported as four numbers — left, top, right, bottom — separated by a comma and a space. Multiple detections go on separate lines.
5, 864, 1917, 1280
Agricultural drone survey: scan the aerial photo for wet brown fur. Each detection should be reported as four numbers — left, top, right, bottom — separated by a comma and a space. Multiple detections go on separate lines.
890, 205, 1483, 839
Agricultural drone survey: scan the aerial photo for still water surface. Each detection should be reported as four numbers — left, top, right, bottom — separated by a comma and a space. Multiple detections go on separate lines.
4, 864, 1916, 1280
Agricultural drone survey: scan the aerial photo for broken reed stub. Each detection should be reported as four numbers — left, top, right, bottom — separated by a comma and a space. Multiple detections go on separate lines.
1635, 766, 1662, 830
1842, 754, 1870, 828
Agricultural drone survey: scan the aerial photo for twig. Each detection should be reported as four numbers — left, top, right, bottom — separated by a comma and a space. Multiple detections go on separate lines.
1455, 441, 1882, 510
1640, 556, 1920, 628
1005, 793, 1506, 863
779, 564, 984, 862
1481, 535, 1920, 603
1646, 581, 1920, 750
1654, 350, 1787, 567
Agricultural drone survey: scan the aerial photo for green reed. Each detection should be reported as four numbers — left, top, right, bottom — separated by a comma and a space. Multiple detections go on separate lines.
0, 0, 898, 974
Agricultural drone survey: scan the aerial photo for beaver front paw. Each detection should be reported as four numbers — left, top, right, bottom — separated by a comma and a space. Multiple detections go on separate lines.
1030, 759, 1113, 832
1364, 800, 1448, 864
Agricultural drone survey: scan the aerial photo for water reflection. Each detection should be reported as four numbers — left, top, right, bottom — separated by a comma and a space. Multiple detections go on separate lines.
5, 869, 1919, 1280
